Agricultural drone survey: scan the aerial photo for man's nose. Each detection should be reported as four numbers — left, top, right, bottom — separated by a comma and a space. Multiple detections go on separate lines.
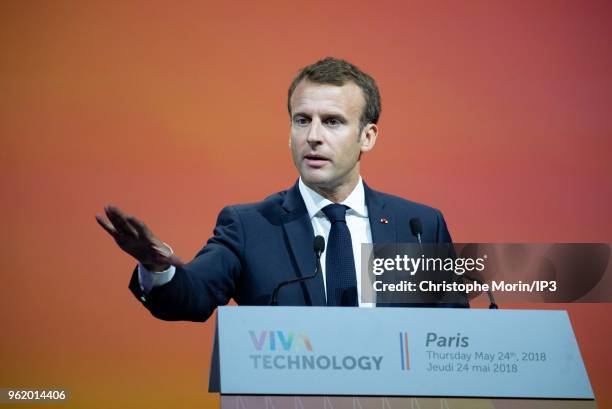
306, 120, 323, 144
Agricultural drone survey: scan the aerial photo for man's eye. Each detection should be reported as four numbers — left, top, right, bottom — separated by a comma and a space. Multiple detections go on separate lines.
293, 117, 309, 125
325, 118, 341, 126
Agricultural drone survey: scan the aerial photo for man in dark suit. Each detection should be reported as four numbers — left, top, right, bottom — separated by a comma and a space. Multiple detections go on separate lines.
96, 57, 466, 322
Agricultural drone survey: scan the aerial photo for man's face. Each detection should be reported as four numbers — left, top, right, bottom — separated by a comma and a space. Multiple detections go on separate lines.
289, 80, 377, 193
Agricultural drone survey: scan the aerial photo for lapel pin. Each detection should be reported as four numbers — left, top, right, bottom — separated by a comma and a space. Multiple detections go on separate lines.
380, 218, 389, 224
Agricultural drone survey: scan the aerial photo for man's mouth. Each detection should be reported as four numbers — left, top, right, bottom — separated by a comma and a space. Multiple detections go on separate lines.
303, 154, 330, 168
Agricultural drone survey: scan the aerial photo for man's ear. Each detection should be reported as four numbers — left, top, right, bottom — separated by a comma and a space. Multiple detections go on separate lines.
359, 123, 378, 153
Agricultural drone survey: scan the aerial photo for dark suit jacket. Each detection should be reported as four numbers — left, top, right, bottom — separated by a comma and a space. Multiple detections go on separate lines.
129, 181, 467, 321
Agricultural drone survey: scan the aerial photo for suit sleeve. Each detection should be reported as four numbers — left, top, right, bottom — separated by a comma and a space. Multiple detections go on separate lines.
129, 206, 244, 322
434, 208, 452, 244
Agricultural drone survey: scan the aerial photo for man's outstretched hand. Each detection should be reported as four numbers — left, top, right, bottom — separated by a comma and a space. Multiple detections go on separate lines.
95, 205, 184, 272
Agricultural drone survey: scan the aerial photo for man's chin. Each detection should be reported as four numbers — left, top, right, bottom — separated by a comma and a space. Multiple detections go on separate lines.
300, 173, 334, 190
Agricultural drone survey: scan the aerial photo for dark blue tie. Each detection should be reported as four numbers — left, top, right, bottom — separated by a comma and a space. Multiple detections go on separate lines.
322, 204, 358, 306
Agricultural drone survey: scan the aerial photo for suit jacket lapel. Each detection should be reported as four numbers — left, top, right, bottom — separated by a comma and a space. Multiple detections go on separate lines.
281, 181, 326, 306
365, 182, 399, 308
364, 182, 396, 244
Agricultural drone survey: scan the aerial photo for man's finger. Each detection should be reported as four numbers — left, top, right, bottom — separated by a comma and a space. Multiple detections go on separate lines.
95, 213, 118, 237
126, 216, 152, 240
105, 205, 139, 238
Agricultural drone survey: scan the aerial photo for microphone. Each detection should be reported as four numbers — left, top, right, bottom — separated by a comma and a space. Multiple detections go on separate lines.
409, 218, 423, 244
463, 274, 499, 309
269, 236, 325, 306
409, 217, 479, 308
409, 217, 424, 255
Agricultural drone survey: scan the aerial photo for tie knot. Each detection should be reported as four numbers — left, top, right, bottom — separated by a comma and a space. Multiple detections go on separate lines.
322, 204, 348, 223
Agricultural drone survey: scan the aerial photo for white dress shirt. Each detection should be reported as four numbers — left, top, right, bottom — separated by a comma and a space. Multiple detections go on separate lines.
138, 177, 374, 307
297, 177, 374, 307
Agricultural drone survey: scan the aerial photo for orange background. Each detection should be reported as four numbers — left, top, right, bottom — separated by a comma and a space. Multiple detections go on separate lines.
1, 1, 611, 408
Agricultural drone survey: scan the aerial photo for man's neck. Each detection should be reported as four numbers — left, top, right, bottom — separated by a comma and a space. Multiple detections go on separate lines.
303, 177, 360, 203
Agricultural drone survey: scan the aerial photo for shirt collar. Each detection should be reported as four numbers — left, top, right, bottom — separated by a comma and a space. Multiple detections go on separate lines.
298, 177, 368, 219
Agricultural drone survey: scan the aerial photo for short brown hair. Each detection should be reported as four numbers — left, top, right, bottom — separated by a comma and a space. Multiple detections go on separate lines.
287, 57, 381, 131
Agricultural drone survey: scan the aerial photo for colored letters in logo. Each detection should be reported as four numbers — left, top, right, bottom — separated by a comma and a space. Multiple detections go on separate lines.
249, 330, 313, 352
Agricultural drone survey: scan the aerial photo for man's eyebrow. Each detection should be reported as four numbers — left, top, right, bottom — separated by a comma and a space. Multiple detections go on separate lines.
320, 113, 348, 122
291, 112, 349, 126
